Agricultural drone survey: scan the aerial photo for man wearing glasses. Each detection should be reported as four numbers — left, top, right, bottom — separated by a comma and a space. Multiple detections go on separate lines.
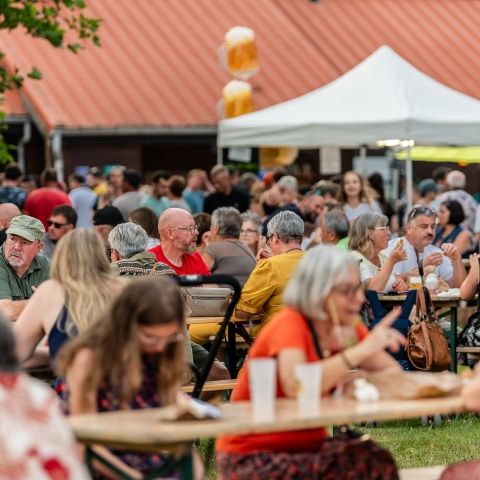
0, 215, 49, 320
149, 208, 210, 275
40, 205, 77, 261
382, 206, 466, 288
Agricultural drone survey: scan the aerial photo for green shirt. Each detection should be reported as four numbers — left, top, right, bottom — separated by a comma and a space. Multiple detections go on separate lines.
336, 237, 349, 249
0, 248, 50, 300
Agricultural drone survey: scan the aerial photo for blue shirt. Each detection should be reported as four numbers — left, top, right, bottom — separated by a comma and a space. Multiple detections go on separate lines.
183, 189, 205, 214
140, 195, 170, 217
69, 187, 96, 227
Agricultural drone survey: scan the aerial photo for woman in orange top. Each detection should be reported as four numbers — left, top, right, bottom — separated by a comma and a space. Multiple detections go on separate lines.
216, 246, 405, 479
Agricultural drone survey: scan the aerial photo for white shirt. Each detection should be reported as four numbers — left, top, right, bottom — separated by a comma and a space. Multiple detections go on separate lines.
350, 250, 396, 292
382, 236, 453, 282
343, 201, 382, 222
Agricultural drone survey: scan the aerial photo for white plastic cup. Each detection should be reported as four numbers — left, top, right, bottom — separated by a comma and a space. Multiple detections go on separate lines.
295, 362, 322, 418
248, 358, 277, 422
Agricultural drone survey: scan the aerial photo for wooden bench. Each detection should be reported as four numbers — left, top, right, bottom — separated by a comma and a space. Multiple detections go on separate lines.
181, 379, 237, 394
399, 465, 445, 480
457, 346, 480, 353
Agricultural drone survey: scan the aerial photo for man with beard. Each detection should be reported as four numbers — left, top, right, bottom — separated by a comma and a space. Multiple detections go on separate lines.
382, 205, 466, 288
149, 208, 210, 275
0, 215, 49, 320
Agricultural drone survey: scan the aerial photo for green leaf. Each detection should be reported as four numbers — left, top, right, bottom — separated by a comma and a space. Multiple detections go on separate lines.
27, 67, 42, 80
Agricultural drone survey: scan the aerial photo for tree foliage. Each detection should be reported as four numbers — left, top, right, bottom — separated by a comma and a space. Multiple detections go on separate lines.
0, 0, 101, 162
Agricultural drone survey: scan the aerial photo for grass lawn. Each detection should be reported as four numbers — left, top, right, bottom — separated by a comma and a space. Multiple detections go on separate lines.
363, 414, 480, 469
197, 414, 480, 478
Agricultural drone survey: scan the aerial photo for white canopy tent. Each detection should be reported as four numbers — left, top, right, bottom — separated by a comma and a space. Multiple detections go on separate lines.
218, 45, 480, 209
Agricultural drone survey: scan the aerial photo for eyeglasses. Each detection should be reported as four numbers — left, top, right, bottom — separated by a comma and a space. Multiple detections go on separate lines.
240, 228, 258, 235
370, 226, 390, 231
169, 225, 198, 234
266, 233, 276, 246
332, 282, 364, 297
408, 205, 436, 220
47, 220, 68, 228
137, 330, 184, 348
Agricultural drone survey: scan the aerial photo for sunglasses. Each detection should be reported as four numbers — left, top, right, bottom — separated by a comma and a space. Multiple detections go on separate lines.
407, 205, 436, 220
47, 220, 69, 228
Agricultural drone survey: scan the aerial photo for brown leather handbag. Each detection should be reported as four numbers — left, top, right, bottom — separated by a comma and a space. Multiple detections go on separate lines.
407, 287, 451, 372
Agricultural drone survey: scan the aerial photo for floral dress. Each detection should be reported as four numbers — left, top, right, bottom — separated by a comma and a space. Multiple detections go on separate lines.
0, 372, 89, 479
56, 355, 178, 479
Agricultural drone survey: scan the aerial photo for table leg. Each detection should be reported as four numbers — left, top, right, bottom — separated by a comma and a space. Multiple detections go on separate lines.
450, 306, 457, 372
227, 322, 237, 378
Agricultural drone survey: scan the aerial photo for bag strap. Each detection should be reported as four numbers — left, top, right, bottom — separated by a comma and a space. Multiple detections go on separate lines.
476, 256, 480, 312
419, 320, 434, 370
304, 316, 324, 360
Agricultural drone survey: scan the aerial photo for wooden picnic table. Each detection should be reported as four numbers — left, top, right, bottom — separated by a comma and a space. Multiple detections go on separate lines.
187, 315, 262, 378
69, 395, 464, 479
379, 293, 461, 372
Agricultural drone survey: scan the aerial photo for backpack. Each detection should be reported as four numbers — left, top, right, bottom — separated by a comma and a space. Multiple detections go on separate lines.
457, 259, 480, 367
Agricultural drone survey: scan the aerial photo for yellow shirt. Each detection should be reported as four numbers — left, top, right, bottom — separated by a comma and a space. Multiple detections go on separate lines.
236, 249, 305, 325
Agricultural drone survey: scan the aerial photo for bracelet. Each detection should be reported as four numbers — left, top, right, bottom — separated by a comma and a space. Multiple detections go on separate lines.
341, 350, 355, 370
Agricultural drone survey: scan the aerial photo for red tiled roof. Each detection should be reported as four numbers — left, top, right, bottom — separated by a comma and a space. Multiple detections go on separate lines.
0, 0, 338, 133
1, 89, 26, 117
1, 0, 480, 132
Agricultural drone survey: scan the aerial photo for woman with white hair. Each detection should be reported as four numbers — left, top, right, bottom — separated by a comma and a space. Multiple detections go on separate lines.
217, 246, 404, 479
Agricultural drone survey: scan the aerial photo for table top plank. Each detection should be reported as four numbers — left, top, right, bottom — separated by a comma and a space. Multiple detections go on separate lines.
69, 396, 464, 448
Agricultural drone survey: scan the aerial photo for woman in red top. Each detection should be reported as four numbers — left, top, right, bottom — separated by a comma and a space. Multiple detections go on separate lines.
216, 246, 405, 479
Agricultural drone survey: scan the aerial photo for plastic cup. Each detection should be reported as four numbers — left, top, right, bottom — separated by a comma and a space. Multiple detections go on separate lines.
295, 362, 322, 418
248, 358, 276, 422
409, 275, 422, 290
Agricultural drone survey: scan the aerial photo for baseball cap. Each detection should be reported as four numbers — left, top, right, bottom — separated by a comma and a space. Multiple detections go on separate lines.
6, 215, 45, 242
418, 179, 438, 197
93, 206, 124, 227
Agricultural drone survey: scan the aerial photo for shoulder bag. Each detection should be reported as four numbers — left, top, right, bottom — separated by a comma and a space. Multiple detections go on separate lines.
407, 286, 451, 371
457, 262, 480, 367
181, 287, 233, 317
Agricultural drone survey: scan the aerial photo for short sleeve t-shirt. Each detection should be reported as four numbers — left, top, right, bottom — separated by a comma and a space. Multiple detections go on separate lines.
148, 245, 210, 275
0, 248, 50, 300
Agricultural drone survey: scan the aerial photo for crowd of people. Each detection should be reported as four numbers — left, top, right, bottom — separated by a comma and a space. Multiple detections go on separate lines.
1, 160, 480, 478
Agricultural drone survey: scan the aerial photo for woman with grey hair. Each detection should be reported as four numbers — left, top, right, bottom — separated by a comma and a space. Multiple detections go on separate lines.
348, 213, 408, 292
217, 246, 403, 479
240, 211, 262, 255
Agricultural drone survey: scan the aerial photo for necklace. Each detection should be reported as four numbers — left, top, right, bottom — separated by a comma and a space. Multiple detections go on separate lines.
285, 247, 302, 254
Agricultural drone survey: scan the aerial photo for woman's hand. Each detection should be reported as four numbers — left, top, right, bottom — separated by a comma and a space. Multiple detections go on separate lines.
388, 242, 407, 264
392, 274, 408, 292
470, 253, 479, 283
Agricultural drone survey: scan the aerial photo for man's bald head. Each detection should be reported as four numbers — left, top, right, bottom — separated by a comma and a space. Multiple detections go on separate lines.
158, 208, 195, 238
158, 208, 198, 254
0, 203, 21, 230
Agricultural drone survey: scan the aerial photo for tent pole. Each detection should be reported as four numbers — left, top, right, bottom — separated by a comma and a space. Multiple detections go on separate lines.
217, 146, 223, 165
406, 144, 413, 213
359, 145, 367, 175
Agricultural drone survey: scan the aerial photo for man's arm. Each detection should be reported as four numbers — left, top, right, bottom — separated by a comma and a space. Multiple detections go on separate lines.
441, 243, 466, 288
0, 299, 29, 321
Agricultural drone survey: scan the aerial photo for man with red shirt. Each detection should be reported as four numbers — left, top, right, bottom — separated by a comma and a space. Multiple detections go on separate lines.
149, 208, 210, 275
24, 168, 71, 230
